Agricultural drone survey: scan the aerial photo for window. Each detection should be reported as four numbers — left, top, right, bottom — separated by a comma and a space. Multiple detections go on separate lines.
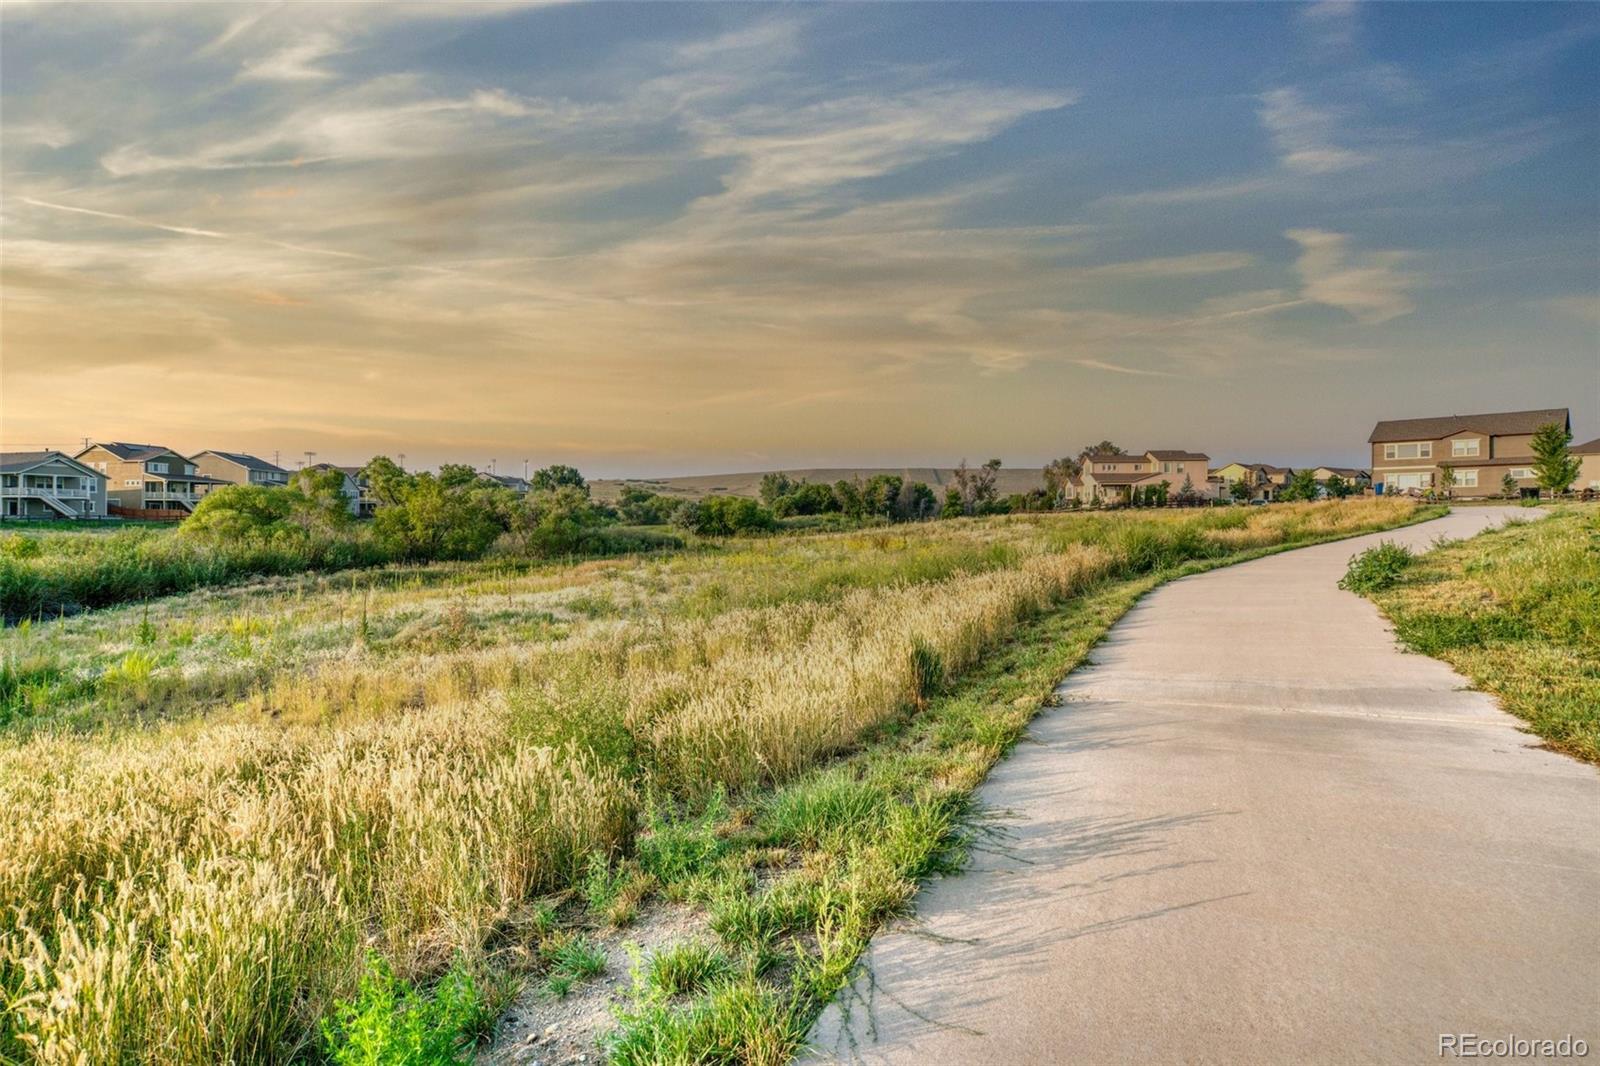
147, 461, 168, 473
1383, 442, 1432, 460
1509, 468, 1532, 479
1455, 469, 1479, 487
1161, 461, 1177, 474
1451, 438, 1480, 457
1389, 472, 1432, 490
184, 464, 196, 475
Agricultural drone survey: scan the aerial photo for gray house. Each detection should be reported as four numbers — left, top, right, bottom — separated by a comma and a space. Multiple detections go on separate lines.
1, 451, 108, 520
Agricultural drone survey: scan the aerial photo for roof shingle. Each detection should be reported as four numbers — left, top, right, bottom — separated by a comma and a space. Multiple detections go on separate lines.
1367, 408, 1568, 444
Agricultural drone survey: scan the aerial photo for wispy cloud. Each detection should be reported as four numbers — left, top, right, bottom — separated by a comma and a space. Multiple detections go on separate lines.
1286, 228, 1415, 324
1257, 88, 1368, 174
238, 32, 340, 82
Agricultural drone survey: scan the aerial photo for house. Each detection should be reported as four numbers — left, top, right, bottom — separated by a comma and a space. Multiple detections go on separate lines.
74, 442, 228, 516
301, 464, 364, 517
1211, 462, 1294, 501
1077, 449, 1211, 504
484, 473, 531, 494
1367, 408, 1569, 498
191, 450, 290, 495
1573, 437, 1600, 492
1310, 467, 1370, 491
1, 451, 107, 520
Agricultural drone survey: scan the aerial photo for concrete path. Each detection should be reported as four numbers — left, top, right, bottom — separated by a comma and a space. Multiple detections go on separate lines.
809, 507, 1598, 1065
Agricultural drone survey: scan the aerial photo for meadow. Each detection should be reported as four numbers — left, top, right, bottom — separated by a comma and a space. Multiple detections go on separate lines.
0, 500, 1432, 1064
1352, 506, 1599, 762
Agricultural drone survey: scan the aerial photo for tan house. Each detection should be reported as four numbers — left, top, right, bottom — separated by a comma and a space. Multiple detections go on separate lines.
1367, 408, 1569, 498
1573, 437, 1600, 493
191, 450, 291, 493
1211, 462, 1293, 501
74, 442, 227, 515
302, 463, 364, 517
1, 451, 107, 520
1078, 449, 1211, 504
1310, 466, 1370, 491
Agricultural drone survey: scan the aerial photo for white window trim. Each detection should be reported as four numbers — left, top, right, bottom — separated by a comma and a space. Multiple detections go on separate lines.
1451, 439, 1481, 457
1454, 469, 1479, 487
1383, 442, 1433, 461
1508, 468, 1533, 479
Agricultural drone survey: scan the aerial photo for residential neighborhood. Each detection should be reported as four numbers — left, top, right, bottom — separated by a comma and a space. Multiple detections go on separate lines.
2, 407, 1593, 521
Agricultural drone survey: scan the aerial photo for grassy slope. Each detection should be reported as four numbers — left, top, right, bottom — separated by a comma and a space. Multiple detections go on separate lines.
1367, 506, 1599, 763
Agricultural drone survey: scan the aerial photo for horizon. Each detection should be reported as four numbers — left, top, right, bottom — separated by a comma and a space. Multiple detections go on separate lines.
3, 2, 1597, 475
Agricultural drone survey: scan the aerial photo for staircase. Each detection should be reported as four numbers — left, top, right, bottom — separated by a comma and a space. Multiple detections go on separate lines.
35, 492, 79, 518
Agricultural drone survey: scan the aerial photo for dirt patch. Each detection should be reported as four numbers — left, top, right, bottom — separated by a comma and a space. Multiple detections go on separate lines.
481, 903, 710, 1065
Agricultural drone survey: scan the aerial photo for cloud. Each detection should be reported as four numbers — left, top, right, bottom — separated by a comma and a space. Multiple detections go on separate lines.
1299, 1, 1359, 54
1257, 88, 1368, 174
239, 32, 340, 81
1285, 228, 1415, 324
1073, 359, 1175, 377
1083, 252, 1253, 278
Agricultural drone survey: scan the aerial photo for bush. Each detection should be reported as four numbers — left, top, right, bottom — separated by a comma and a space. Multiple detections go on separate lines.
676, 497, 777, 536
1338, 541, 1414, 593
321, 955, 493, 1066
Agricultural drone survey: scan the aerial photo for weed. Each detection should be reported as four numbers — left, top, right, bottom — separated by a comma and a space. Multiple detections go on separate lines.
1338, 541, 1414, 592
321, 955, 494, 1066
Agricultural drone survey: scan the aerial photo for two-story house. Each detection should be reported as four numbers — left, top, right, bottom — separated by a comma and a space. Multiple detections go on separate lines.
1572, 437, 1600, 493
1, 451, 108, 520
74, 442, 227, 515
1210, 462, 1294, 501
302, 463, 364, 517
1077, 449, 1211, 504
1310, 467, 1370, 491
1367, 408, 1569, 498
190, 450, 291, 494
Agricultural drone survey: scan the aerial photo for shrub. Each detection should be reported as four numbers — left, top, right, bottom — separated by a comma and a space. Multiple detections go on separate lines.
321, 955, 494, 1066
1338, 541, 1414, 593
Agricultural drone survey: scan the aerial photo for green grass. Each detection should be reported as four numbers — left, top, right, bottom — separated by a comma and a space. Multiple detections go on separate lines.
1364, 507, 1600, 762
542, 935, 609, 998
320, 955, 498, 1066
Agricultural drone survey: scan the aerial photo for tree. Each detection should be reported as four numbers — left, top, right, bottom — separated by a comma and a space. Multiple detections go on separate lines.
530, 464, 588, 495
1229, 477, 1252, 502
1175, 476, 1201, 506
437, 463, 481, 490
1435, 465, 1456, 499
861, 474, 903, 519
940, 487, 964, 519
952, 458, 1002, 515
289, 467, 357, 534
1043, 457, 1081, 506
1501, 472, 1519, 499
499, 486, 605, 556
373, 474, 505, 560
1531, 421, 1580, 497
832, 479, 865, 518
1279, 469, 1320, 502
895, 480, 937, 521
1324, 474, 1351, 499
360, 455, 411, 507
758, 472, 797, 506
1080, 441, 1122, 458
617, 486, 677, 525
676, 496, 775, 536
183, 484, 294, 542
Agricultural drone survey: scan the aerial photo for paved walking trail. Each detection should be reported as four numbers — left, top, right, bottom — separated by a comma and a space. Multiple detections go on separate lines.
809, 507, 1598, 1065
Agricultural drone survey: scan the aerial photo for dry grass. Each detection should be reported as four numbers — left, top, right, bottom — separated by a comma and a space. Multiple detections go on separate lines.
0, 499, 1424, 1063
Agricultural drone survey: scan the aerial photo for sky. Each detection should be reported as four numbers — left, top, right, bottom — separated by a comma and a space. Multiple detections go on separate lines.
2, 1, 1597, 475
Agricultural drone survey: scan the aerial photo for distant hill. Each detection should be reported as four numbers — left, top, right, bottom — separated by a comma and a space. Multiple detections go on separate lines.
591, 467, 1048, 503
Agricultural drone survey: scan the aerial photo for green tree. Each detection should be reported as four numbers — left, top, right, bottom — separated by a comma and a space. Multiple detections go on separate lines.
1229, 477, 1252, 502
758, 472, 797, 506
289, 467, 358, 534
1324, 473, 1351, 499
861, 474, 903, 518
895, 480, 937, 521
183, 484, 294, 541
1436, 465, 1456, 499
675, 496, 775, 536
832, 479, 865, 518
1043, 456, 1081, 506
500, 486, 605, 556
1080, 441, 1122, 458
1531, 421, 1580, 497
373, 474, 505, 560
360, 456, 411, 507
617, 486, 677, 525
1279, 469, 1320, 502
940, 487, 964, 519
436, 463, 481, 490
1501, 472, 1519, 499
530, 464, 588, 495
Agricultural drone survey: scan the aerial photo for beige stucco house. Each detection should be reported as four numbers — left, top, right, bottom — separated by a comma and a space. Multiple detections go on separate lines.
1, 451, 107, 520
1078, 449, 1211, 504
1310, 466, 1370, 491
74, 442, 228, 515
1367, 408, 1569, 498
1573, 437, 1600, 492
1210, 462, 1293, 501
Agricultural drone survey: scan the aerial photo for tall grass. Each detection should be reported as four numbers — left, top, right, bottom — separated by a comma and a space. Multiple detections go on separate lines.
0, 500, 1424, 1063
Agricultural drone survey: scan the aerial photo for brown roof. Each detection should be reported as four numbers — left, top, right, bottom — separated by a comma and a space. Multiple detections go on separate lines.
1367, 408, 1568, 444
1572, 437, 1600, 455
1084, 472, 1149, 485
1314, 467, 1368, 478
1146, 449, 1209, 461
